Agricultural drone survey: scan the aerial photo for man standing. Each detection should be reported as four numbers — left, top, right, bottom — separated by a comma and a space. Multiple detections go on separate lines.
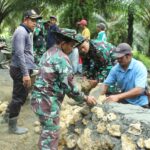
4, 9, 41, 134
101, 43, 149, 108
96, 23, 107, 42
47, 16, 59, 49
78, 19, 90, 40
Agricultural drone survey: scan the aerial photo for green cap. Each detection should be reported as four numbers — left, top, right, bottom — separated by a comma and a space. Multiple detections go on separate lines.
74, 34, 85, 46
53, 28, 78, 42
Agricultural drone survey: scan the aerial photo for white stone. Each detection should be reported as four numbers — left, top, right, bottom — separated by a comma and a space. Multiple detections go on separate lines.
34, 126, 41, 134
137, 138, 145, 148
106, 113, 117, 121
128, 122, 141, 135
91, 107, 104, 119
121, 134, 136, 150
97, 95, 106, 105
34, 121, 40, 126
144, 138, 150, 149
65, 134, 78, 148
107, 124, 121, 137
97, 122, 106, 133
74, 128, 82, 134
77, 128, 92, 150
0, 102, 8, 113
82, 118, 89, 125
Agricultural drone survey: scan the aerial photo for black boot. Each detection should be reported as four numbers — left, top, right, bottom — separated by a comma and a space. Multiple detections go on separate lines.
9, 117, 28, 134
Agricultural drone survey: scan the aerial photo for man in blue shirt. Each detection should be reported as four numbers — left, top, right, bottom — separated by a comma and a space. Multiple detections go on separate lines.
101, 43, 149, 108
47, 16, 59, 49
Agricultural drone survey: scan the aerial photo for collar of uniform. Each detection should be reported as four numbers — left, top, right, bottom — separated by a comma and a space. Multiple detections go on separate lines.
20, 23, 31, 33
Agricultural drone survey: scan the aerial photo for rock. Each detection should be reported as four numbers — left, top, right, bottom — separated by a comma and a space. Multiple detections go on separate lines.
121, 134, 136, 150
77, 128, 92, 150
144, 138, 150, 149
82, 118, 89, 125
127, 122, 142, 135
34, 121, 40, 126
34, 126, 41, 134
91, 107, 104, 119
107, 124, 121, 137
65, 133, 78, 148
97, 122, 106, 133
137, 138, 144, 148
106, 113, 117, 121
0, 102, 8, 113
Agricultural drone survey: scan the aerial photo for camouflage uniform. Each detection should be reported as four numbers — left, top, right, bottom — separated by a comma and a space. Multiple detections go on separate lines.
33, 20, 48, 65
80, 40, 118, 93
31, 45, 85, 149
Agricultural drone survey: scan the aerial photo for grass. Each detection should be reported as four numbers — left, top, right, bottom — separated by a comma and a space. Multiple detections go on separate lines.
133, 51, 150, 70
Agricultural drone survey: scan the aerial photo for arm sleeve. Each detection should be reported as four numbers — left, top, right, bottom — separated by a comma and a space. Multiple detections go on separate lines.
56, 59, 85, 103
135, 64, 147, 88
14, 32, 29, 76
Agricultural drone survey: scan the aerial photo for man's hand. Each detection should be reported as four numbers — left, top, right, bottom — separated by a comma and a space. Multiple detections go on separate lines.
23, 75, 31, 88
85, 96, 97, 105
106, 95, 120, 102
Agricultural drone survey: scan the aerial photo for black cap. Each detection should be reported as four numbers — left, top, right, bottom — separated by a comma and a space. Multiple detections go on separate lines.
23, 9, 42, 19
113, 43, 132, 58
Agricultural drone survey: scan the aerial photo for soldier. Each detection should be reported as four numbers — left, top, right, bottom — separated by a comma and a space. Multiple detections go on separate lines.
31, 28, 96, 150
75, 34, 118, 94
33, 20, 48, 64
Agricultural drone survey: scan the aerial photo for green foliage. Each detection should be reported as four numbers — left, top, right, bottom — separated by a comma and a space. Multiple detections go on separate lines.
59, 0, 94, 29
133, 51, 150, 69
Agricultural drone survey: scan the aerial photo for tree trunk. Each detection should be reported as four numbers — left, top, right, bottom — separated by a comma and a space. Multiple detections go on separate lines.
127, 5, 134, 46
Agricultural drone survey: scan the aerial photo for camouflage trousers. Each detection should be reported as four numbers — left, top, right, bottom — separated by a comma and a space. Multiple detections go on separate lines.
31, 98, 60, 150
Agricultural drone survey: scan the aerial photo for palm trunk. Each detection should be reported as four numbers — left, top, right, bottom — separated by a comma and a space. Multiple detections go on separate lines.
127, 5, 134, 46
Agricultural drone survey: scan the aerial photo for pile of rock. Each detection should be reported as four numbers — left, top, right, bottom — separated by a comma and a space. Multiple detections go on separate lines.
59, 86, 150, 150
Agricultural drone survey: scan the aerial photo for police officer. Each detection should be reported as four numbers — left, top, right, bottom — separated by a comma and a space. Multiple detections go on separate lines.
31, 28, 96, 150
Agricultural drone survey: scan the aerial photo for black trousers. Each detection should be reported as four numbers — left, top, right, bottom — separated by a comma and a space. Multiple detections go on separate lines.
6, 66, 32, 118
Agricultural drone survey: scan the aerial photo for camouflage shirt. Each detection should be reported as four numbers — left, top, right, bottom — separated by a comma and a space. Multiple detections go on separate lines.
81, 39, 115, 82
31, 45, 85, 117
33, 21, 48, 64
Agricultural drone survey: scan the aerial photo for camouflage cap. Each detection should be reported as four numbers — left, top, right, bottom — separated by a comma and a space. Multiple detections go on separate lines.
74, 34, 86, 46
53, 28, 78, 42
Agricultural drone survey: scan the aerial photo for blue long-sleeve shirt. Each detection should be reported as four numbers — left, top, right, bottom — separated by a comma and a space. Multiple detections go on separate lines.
11, 24, 36, 76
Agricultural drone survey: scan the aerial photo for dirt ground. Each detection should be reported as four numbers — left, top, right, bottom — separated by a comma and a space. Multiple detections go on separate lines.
0, 69, 40, 150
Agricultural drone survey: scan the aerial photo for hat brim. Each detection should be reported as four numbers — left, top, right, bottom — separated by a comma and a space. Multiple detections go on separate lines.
29, 15, 42, 19
113, 53, 126, 58
53, 31, 79, 43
